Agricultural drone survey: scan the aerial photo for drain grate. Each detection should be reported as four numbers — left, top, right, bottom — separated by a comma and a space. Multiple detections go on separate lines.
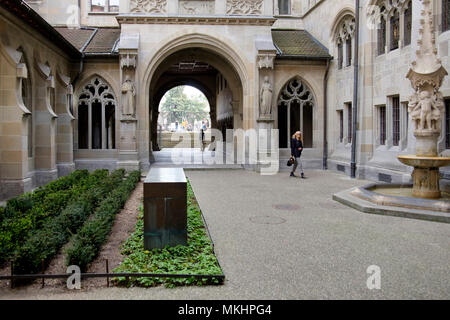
273, 204, 300, 211
249, 216, 286, 225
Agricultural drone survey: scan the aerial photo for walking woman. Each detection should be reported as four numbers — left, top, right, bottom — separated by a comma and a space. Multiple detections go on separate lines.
290, 131, 305, 178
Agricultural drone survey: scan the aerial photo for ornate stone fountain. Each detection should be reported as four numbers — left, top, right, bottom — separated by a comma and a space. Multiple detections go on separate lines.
398, 0, 450, 199
333, 0, 450, 223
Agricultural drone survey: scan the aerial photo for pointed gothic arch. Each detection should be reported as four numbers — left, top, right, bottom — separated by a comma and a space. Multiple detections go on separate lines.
277, 77, 315, 149
76, 76, 117, 150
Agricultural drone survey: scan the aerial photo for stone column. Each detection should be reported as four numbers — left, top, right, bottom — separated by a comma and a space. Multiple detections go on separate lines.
0, 48, 32, 199
118, 34, 140, 172
34, 61, 58, 186
56, 72, 75, 177
255, 35, 278, 173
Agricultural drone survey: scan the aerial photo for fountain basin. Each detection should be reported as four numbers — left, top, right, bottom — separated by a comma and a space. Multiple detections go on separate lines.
397, 155, 450, 168
350, 184, 450, 213
398, 155, 450, 199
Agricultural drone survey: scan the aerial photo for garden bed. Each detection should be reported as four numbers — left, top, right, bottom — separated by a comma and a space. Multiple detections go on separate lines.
113, 181, 224, 288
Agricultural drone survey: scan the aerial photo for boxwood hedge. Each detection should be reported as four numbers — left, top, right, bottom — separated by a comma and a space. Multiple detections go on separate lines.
0, 170, 109, 264
12, 169, 126, 276
65, 171, 141, 271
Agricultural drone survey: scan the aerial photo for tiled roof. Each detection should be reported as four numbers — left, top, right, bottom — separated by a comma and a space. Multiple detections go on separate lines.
55, 27, 120, 54
272, 29, 331, 60
84, 28, 120, 54
55, 27, 96, 51
0, 0, 81, 58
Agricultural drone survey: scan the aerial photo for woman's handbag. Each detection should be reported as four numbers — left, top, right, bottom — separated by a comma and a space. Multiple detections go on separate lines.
287, 157, 295, 167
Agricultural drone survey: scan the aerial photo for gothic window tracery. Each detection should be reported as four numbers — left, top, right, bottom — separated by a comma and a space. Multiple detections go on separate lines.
335, 15, 355, 69
368, 0, 412, 54
277, 78, 315, 149
77, 77, 116, 150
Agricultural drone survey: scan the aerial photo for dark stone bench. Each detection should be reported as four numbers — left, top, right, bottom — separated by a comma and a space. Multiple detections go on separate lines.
143, 168, 187, 249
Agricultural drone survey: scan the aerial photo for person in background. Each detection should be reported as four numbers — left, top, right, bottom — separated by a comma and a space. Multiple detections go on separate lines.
200, 128, 206, 151
290, 131, 305, 179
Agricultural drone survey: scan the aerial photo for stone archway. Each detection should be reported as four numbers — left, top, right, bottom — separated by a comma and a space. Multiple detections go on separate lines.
147, 45, 246, 158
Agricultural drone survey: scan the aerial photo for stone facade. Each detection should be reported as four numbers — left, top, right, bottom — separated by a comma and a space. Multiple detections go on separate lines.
0, 0, 449, 200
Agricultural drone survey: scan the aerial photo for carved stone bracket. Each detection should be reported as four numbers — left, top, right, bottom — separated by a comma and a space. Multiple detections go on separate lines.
120, 53, 137, 69
257, 54, 276, 70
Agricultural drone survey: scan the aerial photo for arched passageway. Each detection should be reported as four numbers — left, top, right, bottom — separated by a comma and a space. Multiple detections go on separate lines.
156, 85, 211, 149
148, 47, 244, 155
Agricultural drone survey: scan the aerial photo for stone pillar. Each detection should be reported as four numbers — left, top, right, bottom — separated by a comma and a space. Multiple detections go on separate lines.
118, 34, 140, 172
56, 72, 75, 177
0, 47, 32, 199
255, 35, 278, 173
34, 60, 58, 186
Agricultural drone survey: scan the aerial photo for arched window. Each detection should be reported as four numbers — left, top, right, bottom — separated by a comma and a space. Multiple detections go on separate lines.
335, 15, 355, 69
390, 9, 400, 50
277, 78, 315, 149
404, 2, 412, 46
77, 77, 116, 150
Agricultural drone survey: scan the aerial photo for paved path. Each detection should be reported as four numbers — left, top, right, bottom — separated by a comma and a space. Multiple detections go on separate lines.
1, 170, 449, 299
151, 148, 242, 169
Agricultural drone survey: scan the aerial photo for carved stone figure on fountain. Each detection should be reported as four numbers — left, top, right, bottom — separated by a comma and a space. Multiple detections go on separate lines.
409, 89, 444, 134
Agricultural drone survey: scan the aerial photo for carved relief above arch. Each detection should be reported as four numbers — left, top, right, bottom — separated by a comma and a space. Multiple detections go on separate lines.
226, 0, 263, 15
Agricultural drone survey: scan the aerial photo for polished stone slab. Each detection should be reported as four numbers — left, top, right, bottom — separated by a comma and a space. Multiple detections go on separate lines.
143, 167, 187, 249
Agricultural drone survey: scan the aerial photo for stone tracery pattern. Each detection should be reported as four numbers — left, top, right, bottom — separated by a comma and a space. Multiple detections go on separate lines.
226, 0, 263, 15
78, 77, 115, 107
367, 0, 411, 21
336, 16, 356, 44
278, 78, 314, 107
130, 0, 167, 13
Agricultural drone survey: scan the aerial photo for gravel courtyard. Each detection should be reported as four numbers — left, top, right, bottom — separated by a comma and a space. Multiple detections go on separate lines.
1, 169, 449, 299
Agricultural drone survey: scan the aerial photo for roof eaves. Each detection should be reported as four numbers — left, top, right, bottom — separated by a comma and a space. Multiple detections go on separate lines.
0, 0, 82, 59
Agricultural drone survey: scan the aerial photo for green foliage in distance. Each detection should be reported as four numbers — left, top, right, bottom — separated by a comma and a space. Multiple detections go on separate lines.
160, 86, 210, 125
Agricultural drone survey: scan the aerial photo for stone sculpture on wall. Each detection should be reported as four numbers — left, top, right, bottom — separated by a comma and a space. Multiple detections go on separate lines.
122, 75, 136, 116
130, 0, 167, 13
260, 76, 273, 117
226, 0, 263, 15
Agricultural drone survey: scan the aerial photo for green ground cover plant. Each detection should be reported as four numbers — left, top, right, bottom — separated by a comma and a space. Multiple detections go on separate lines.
12, 169, 126, 276
0, 170, 109, 264
65, 171, 141, 272
113, 181, 223, 288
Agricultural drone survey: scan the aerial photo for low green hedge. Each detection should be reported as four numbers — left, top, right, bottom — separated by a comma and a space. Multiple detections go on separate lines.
0, 170, 109, 264
12, 169, 126, 276
65, 171, 141, 272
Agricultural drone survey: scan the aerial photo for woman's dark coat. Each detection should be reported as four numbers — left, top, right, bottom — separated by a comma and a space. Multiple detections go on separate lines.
291, 138, 303, 158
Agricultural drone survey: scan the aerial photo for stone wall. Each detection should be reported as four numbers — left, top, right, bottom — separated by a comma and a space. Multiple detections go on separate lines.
0, 6, 75, 199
